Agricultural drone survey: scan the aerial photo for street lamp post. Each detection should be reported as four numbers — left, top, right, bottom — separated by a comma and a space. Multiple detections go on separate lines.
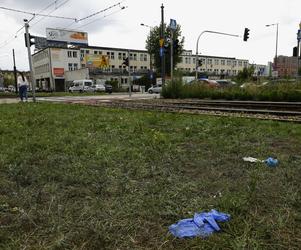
140, 23, 153, 73
266, 23, 279, 75
195, 30, 239, 80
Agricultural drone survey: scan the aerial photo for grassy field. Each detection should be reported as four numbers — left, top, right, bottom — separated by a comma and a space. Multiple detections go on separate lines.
0, 103, 300, 249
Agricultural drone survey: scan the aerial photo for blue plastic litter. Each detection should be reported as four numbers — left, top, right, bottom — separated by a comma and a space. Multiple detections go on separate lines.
265, 157, 278, 167
169, 209, 230, 238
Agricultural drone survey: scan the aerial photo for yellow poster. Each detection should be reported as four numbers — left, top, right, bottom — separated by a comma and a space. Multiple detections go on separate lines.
84, 55, 110, 68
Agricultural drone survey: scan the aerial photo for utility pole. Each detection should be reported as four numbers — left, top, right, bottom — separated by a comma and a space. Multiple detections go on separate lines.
128, 49, 131, 97
297, 22, 301, 78
12, 49, 18, 94
24, 19, 36, 102
160, 4, 165, 86
170, 31, 174, 83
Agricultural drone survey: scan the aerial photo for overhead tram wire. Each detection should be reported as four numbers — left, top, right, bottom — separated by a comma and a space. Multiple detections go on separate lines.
76, 6, 128, 30
0, 6, 76, 21
0, 2, 74, 49
31, 0, 71, 29
61, 1, 126, 29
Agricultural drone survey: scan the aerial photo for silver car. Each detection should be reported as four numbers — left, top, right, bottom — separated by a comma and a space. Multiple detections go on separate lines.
148, 85, 162, 94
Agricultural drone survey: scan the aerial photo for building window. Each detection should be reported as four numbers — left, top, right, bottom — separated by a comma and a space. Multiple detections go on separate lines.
85, 50, 89, 54
238, 61, 242, 66
68, 63, 73, 71
118, 53, 122, 60
208, 59, 212, 64
73, 63, 78, 70
81, 64, 85, 68
227, 60, 231, 66
67, 51, 72, 57
221, 60, 225, 65
94, 51, 98, 55
233, 61, 237, 67
110, 52, 115, 60
214, 59, 219, 65
73, 51, 77, 58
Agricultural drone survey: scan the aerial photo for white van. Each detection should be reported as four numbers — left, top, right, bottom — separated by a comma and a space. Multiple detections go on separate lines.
69, 79, 94, 93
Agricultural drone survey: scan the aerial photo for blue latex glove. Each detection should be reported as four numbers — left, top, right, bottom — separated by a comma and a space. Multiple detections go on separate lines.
265, 157, 278, 167
169, 209, 230, 238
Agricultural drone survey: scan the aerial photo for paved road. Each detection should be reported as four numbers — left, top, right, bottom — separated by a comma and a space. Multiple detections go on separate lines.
0, 93, 160, 104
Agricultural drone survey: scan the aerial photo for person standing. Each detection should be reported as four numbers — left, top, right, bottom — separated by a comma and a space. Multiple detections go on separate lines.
17, 72, 28, 102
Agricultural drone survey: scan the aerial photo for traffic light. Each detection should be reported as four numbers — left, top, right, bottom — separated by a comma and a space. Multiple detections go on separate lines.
173, 39, 179, 54
164, 42, 170, 55
24, 33, 35, 47
198, 59, 202, 67
122, 57, 129, 66
293, 46, 298, 57
243, 28, 250, 41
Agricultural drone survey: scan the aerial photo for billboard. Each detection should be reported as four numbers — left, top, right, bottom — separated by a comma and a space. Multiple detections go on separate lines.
53, 68, 64, 77
46, 28, 88, 45
83, 55, 110, 68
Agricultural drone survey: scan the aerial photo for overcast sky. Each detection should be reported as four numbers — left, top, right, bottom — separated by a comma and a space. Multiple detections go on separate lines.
0, 0, 300, 70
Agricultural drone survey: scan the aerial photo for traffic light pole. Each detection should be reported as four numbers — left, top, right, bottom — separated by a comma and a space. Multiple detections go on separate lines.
160, 4, 165, 86
170, 31, 174, 83
12, 49, 18, 94
128, 50, 131, 97
24, 20, 36, 102
195, 30, 239, 80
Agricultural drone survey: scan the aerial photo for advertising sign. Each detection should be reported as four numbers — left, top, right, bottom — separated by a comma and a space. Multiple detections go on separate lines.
53, 68, 64, 77
46, 28, 88, 45
83, 55, 110, 68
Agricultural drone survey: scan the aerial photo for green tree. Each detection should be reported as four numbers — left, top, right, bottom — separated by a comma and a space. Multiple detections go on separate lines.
236, 65, 255, 83
145, 24, 184, 76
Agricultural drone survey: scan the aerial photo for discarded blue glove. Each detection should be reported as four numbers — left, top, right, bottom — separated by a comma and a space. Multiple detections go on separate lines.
169, 209, 230, 238
265, 157, 278, 167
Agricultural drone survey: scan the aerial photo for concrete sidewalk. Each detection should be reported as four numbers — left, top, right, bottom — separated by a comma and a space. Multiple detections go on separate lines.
0, 93, 160, 104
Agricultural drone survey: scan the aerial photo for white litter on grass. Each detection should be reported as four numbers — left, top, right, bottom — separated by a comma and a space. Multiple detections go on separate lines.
243, 157, 264, 163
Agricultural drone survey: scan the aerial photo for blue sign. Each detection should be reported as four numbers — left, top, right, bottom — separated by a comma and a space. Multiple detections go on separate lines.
298, 29, 301, 41
170, 19, 177, 30
160, 47, 164, 57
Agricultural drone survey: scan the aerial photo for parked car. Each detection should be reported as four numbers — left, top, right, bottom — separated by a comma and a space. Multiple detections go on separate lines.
105, 84, 112, 94
7, 85, 16, 92
197, 78, 220, 88
94, 84, 106, 92
69, 79, 94, 93
216, 80, 236, 87
148, 84, 162, 94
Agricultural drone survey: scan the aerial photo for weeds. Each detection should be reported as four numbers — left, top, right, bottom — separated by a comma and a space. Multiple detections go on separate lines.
0, 103, 300, 249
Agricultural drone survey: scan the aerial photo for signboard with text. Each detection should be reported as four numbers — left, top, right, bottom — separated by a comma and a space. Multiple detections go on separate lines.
46, 28, 88, 45
53, 68, 64, 77
83, 55, 110, 68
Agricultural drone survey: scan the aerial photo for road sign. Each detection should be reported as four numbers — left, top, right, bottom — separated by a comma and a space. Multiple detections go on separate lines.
160, 47, 164, 57
159, 39, 164, 47
170, 19, 177, 30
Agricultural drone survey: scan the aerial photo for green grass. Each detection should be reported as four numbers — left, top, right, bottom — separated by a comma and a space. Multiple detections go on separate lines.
0, 103, 300, 249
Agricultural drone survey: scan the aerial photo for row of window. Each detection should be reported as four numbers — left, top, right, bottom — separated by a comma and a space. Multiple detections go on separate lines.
33, 50, 49, 63
181, 57, 248, 67
79, 50, 148, 61
67, 51, 78, 58
34, 63, 49, 74
68, 63, 78, 71
178, 67, 239, 74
